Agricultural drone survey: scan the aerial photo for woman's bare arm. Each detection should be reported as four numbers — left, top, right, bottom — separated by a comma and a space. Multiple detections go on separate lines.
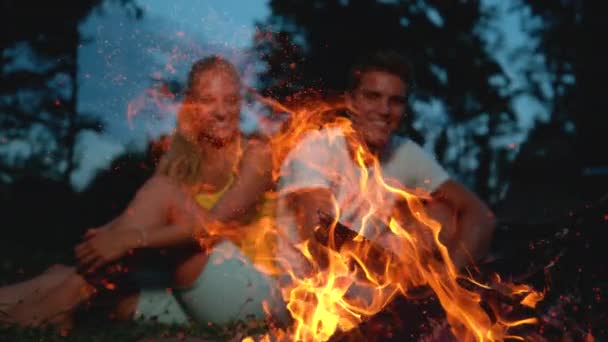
75, 139, 273, 270
208, 138, 273, 223
75, 175, 192, 270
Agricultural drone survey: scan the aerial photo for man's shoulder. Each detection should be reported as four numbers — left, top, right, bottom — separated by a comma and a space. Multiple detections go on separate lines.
388, 134, 410, 148
290, 126, 348, 153
304, 126, 346, 140
383, 134, 419, 161
382, 136, 451, 192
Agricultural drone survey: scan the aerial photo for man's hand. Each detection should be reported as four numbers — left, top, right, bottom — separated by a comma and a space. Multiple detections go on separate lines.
423, 199, 458, 247
431, 180, 496, 269
75, 227, 139, 272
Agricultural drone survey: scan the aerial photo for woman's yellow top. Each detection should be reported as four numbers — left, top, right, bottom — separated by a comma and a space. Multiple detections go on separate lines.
193, 174, 235, 210
194, 174, 280, 275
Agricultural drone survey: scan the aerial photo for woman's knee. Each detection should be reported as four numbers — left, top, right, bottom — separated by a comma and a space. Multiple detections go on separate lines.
173, 252, 210, 288
112, 292, 140, 321
133, 175, 188, 219
45, 264, 75, 275
143, 175, 184, 199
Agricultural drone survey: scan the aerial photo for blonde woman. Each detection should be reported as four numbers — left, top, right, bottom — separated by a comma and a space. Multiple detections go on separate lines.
1, 56, 286, 329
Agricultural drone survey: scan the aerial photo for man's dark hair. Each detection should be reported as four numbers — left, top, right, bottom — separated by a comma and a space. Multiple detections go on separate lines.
346, 50, 414, 93
346, 50, 423, 143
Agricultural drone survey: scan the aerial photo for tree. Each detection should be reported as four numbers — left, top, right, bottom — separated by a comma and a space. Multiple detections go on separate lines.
521, 0, 607, 177
254, 0, 519, 202
0, 0, 141, 184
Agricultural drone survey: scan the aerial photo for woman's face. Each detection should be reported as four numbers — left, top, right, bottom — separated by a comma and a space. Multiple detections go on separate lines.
185, 68, 241, 146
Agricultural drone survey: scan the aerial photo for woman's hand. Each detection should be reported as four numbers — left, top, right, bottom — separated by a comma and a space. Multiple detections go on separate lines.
75, 227, 140, 272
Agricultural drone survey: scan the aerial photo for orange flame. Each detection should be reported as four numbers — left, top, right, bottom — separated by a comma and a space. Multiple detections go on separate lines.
126, 83, 178, 129
191, 95, 544, 341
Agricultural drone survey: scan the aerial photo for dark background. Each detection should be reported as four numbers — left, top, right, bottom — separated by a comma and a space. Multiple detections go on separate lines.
1, 0, 606, 339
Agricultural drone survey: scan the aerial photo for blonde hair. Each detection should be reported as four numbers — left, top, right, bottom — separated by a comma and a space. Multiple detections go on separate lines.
157, 56, 240, 186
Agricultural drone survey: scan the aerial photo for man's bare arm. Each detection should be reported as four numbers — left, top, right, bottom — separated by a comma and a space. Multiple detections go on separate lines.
430, 179, 496, 269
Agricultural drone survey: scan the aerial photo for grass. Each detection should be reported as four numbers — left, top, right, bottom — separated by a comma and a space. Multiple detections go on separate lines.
0, 315, 272, 341
0, 242, 273, 341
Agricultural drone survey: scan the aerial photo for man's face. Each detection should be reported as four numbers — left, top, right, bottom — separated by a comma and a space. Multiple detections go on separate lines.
346, 70, 407, 151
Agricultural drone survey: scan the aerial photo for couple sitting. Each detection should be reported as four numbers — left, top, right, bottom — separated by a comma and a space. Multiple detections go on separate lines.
0, 51, 495, 332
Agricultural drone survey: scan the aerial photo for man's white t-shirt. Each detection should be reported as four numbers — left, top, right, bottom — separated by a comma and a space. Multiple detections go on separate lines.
277, 127, 450, 245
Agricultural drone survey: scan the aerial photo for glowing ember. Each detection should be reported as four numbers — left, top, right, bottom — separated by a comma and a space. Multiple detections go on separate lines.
126, 84, 179, 129
119, 66, 548, 339
203, 97, 546, 341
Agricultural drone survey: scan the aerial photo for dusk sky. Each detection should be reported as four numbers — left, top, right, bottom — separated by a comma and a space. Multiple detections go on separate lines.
72, 0, 546, 189
74, 0, 270, 188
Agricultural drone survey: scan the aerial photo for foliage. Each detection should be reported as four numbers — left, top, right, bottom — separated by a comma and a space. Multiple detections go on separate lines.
0, 0, 141, 183
253, 0, 520, 201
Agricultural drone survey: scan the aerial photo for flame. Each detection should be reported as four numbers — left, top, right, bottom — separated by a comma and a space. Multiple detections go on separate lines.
126, 83, 179, 129
519, 292, 544, 309
185, 95, 544, 341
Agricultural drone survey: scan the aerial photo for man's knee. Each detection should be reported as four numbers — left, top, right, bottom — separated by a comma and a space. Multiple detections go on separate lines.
425, 200, 453, 222
424, 200, 457, 244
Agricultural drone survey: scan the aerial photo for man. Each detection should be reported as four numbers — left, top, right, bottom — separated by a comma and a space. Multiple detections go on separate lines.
276, 50, 495, 271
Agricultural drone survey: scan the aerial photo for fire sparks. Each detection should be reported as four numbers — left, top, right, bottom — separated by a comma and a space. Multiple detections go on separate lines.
225, 97, 544, 341
127, 85, 545, 340
126, 83, 178, 129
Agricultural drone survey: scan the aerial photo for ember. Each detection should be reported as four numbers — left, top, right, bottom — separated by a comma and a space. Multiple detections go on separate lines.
198, 98, 546, 341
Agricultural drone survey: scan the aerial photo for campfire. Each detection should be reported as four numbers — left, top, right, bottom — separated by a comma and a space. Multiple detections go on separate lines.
194, 96, 546, 342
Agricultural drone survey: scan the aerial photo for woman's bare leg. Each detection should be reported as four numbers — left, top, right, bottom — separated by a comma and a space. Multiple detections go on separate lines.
1, 177, 191, 329
0, 264, 74, 308
112, 292, 140, 321
5, 270, 95, 328
99, 178, 189, 323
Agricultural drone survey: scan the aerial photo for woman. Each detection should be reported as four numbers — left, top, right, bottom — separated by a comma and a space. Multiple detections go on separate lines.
1, 56, 287, 329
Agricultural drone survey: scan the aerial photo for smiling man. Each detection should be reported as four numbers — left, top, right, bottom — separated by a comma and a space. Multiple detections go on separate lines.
277, 50, 496, 271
